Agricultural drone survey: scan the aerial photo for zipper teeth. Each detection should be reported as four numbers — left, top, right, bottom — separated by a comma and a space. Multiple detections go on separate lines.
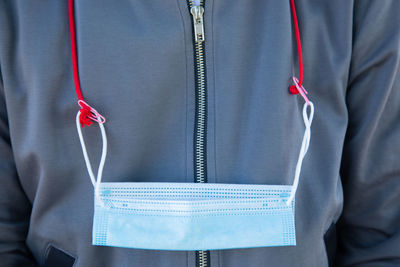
198, 251, 209, 267
188, 0, 204, 8
188, 0, 209, 267
195, 40, 206, 183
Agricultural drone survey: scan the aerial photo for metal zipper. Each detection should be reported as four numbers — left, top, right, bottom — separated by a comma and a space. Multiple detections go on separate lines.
188, 0, 210, 267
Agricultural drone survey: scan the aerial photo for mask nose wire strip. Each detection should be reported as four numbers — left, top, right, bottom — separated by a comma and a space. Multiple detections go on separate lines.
287, 101, 314, 205
76, 111, 108, 206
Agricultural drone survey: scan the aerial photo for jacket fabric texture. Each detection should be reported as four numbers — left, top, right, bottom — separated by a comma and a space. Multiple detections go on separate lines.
0, 0, 399, 266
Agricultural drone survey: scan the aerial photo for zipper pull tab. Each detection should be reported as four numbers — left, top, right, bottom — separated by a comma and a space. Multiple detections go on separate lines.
190, 4, 205, 42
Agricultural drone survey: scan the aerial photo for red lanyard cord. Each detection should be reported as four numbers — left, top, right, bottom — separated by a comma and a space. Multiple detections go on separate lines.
68, 0, 83, 102
68, 0, 305, 126
289, 0, 304, 95
69, 0, 106, 127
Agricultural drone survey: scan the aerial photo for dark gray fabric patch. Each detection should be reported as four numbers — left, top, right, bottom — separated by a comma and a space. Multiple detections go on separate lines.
44, 246, 75, 267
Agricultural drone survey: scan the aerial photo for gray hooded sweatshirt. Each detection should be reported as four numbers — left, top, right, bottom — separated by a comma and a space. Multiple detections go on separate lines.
0, 0, 399, 266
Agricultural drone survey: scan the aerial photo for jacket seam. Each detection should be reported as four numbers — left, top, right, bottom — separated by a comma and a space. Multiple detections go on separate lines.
211, 0, 217, 186
176, 0, 189, 265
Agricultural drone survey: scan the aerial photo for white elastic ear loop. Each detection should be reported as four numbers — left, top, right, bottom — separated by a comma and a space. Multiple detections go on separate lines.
76, 112, 108, 206
286, 101, 314, 205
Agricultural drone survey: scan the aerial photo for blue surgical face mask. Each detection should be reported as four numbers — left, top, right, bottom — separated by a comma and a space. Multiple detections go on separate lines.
76, 101, 314, 250
93, 183, 295, 250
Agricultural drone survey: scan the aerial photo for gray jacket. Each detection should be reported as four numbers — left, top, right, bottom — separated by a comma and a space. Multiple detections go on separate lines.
0, 0, 399, 266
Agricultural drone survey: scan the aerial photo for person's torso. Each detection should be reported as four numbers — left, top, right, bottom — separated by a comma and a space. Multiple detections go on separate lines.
0, 1, 353, 266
